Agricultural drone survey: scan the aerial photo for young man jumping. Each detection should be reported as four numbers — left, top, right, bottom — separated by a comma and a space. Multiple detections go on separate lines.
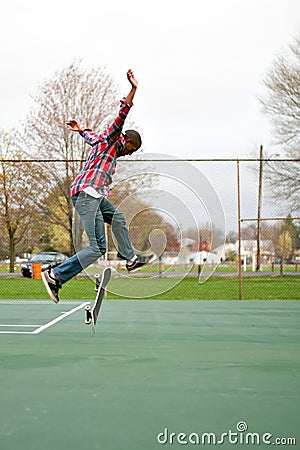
42, 69, 154, 303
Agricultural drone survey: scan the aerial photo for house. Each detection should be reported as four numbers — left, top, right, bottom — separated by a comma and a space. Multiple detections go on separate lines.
234, 240, 275, 263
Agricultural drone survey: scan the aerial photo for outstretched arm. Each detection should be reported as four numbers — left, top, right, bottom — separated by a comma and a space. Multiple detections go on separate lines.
66, 120, 100, 146
124, 69, 138, 105
66, 120, 82, 132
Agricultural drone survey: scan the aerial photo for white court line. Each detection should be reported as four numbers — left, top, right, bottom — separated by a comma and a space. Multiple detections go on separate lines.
0, 331, 35, 335
0, 324, 42, 327
32, 302, 90, 334
0, 301, 90, 335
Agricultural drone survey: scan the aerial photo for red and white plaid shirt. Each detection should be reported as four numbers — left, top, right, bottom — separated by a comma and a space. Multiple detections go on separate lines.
70, 99, 132, 197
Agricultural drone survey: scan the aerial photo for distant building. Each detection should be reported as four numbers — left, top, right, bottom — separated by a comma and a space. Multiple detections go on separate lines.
192, 251, 220, 265
234, 240, 275, 263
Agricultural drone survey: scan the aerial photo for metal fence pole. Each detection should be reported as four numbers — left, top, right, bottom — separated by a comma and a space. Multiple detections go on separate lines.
256, 145, 263, 271
237, 160, 243, 300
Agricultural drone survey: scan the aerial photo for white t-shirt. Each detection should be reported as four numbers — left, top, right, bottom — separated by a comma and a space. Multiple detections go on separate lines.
83, 186, 103, 199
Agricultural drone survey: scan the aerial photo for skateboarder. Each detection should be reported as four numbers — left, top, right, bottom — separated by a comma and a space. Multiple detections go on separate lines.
42, 69, 154, 303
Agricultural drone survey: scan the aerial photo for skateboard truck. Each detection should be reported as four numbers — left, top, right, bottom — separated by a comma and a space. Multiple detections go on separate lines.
85, 305, 92, 324
95, 273, 100, 292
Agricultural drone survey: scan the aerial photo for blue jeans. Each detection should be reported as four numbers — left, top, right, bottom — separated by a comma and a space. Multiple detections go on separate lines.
53, 192, 135, 284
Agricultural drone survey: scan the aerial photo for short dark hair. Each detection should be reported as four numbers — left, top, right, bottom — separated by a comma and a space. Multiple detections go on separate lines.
125, 130, 142, 150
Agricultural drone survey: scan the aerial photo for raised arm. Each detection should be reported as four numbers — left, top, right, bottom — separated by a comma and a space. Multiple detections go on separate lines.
124, 69, 138, 105
105, 70, 138, 143
66, 70, 138, 145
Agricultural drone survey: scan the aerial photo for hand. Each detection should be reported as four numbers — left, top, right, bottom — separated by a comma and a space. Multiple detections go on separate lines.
66, 120, 82, 132
127, 69, 138, 89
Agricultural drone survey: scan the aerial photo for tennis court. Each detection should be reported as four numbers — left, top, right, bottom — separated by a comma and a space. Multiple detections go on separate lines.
0, 299, 299, 449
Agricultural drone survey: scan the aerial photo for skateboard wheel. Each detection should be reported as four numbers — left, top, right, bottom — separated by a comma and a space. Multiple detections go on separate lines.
85, 305, 91, 311
95, 274, 100, 279
85, 319, 91, 325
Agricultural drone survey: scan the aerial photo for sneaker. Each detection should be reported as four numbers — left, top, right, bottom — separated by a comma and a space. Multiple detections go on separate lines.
41, 269, 61, 303
126, 254, 156, 272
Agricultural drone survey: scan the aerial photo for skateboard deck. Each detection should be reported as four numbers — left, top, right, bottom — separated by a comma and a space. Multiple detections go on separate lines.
85, 267, 112, 333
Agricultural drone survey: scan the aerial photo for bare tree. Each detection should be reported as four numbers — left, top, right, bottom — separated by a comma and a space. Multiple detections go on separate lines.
22, 62, 155, 256
260, 34, 300, 213
0, 130, 44, 271
22, 62, 122, 254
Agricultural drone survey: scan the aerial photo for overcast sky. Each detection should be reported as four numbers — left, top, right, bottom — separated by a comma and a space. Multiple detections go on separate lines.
1, 0, 299, 159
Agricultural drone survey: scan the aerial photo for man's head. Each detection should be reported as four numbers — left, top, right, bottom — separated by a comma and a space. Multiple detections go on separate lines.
123, 130, 142, 155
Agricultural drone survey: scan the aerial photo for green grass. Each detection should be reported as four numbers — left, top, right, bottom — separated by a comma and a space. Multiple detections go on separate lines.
1, 262, 299, 274
118, 263, 299, 274
0, 275, 299, 300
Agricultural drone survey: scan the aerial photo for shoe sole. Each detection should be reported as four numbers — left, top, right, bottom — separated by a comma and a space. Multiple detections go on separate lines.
41, 271, 59, 303
127, 254, 157, 273
127, 264, 144, 273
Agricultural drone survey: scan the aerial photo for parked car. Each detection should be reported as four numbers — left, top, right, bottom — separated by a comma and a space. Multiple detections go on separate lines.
21, 252, 68, 278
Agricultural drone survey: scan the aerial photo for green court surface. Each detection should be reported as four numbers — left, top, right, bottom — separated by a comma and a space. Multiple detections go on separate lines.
0, 300, 299, 449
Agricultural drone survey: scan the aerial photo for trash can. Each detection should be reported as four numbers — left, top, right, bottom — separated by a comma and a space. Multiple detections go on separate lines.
32, 263, 42, 279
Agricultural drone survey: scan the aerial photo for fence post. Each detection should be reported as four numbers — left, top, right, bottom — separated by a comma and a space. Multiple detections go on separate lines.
237, 160, 242, 300
256, 145, 263, 272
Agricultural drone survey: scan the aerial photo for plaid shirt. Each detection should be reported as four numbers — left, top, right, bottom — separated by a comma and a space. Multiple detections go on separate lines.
70, 99, 132, 197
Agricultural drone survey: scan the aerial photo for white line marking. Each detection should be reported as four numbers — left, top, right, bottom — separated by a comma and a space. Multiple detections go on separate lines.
0, 331, 35, 335
0, 324, 42, 327
32, 302, 90, 334
0, 300, 53, 304
0, 300, 85, 305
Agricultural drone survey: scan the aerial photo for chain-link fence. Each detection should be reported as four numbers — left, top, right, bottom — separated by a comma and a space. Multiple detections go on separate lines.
0, 156, 299, 300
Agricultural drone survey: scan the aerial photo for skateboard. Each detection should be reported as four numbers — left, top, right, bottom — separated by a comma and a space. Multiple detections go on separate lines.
85, 267, 112, 333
